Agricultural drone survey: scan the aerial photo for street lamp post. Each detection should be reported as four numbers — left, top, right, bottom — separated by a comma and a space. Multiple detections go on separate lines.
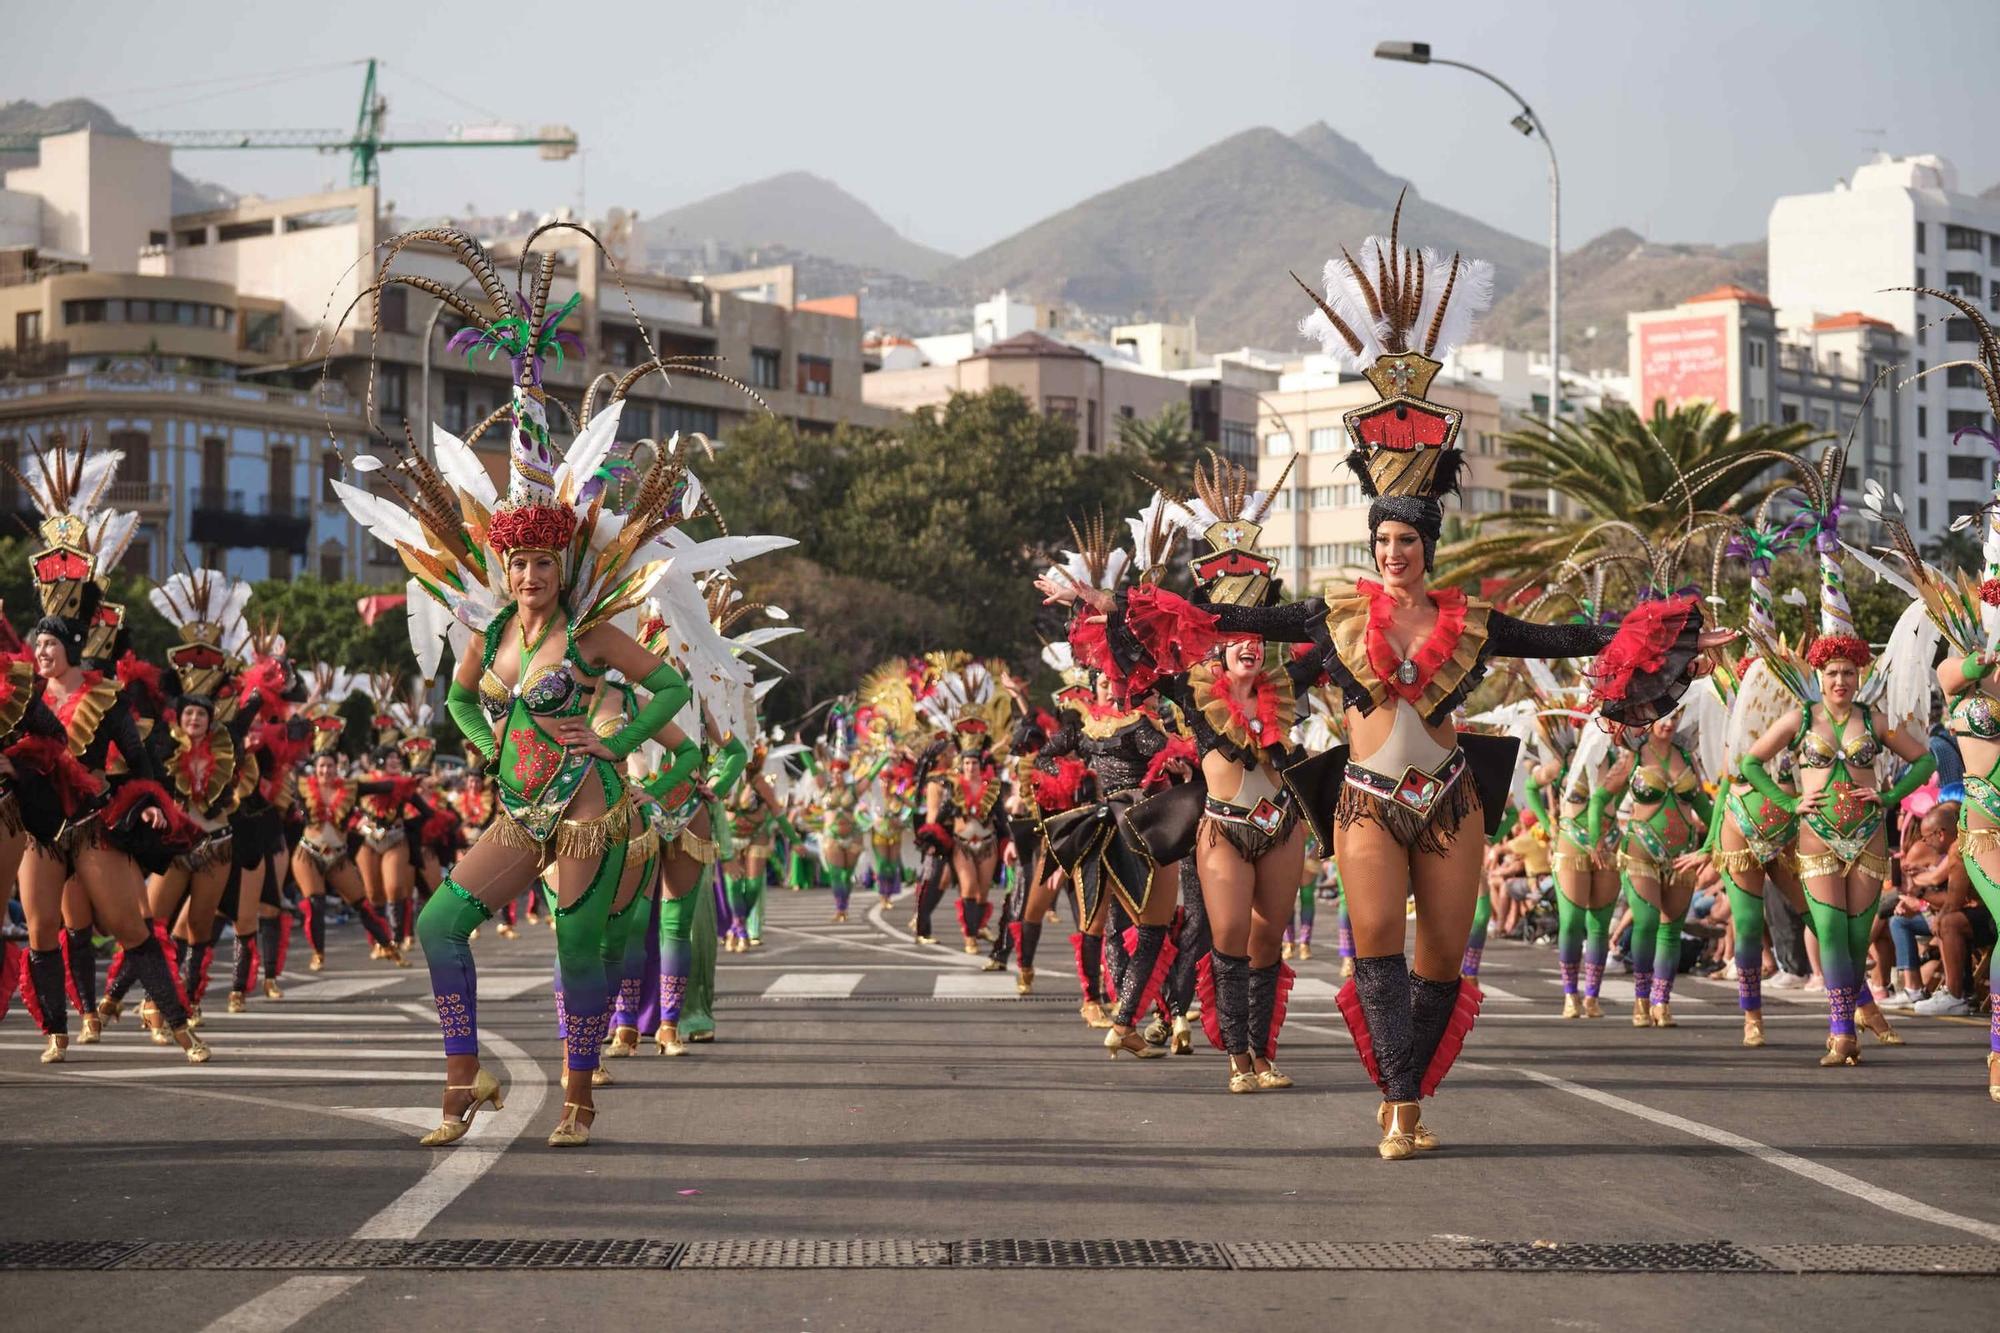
1375, 41, 1562, 514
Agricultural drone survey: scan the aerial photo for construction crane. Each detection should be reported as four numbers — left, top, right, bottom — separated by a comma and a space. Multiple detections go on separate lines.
0, 59, 576, 186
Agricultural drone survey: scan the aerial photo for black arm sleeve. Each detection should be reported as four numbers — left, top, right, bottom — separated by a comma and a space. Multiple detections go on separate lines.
105, 699, 158, 784
227, 691, 264, 747
1483, 612, 1618, 662
1037, 716, 1083, 763
1207, 598, 1325, 644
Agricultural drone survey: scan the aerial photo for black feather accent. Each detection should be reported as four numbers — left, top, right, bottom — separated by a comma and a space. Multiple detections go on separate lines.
1341, 449, 1379, 498
1430, 446, 1466, 501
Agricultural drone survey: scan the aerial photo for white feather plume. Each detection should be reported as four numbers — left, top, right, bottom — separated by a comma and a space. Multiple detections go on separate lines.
405, 579, 451, 683
430, 423, 499, 509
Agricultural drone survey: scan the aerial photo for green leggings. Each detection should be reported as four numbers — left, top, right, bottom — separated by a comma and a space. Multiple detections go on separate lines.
681, 876, 718, 1038
1803, 888, 1876, 1037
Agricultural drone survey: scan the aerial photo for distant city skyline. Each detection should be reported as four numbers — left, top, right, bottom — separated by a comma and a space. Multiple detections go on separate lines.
8, 0, 1999, 259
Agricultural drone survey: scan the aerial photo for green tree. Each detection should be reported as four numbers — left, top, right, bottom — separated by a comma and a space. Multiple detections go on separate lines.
240, 577, 414, 674
1922, 526, 1983, 576
1436, 399, 1828, 599
1113, 400, 1199, 486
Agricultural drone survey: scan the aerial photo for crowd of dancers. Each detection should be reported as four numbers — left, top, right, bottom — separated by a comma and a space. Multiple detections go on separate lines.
10, 201, 2000, 1160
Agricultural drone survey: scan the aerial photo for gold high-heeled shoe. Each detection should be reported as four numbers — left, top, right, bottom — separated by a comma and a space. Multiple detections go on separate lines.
1340, 957, 1354, 980
654, 1023, 687, 1056
1377, 1101, 1421, 1160
590, 1066, 614, 1088
1256, 1065, 1293, 1090
1650, 1003, 1676, 1029
1298, 943, 1312, 961
1561, 994, 1581, 1020
419, 1069, 504, 1147
1016, 966, 1034, 996
1988, 1052, 2000, 1105
227, 991, 246, 1014
263, 979, 283, 1001
747, 937, 763, 949
962, 938, 979, 954
605, 1027, 639, 1058
1858, 1004, 1904, 1045
185, 1004, 203, 1031
1280, 941, 1294, 960
1743, 1011, 1765, 1048
79, 1013, 102, 1044
1078, 1001, 1112, 1030
981, 956, 1005, 972
1376, 1099, 1439, 1152
547, 1101, 593, 1147
41, 1034, 67, 1064
1582, 995, 1604, 1019
1631, 996, 1652, 1028
172, 1026, 211, 1064
309, 953, 325, 972
1227, 1059, 1260, 1094
686, 1028, 715, 1043
497, 924, 519, 939
1819, 1034, 1860, 1067
383, 944, 412, 969
96, 997, 122, 1024
831, 911, 846, 923
1105, 1025, 1167, 1059
1170, 1014, 1193, 1055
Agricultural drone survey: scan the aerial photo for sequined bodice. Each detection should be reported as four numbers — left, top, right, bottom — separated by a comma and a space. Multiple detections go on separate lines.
1795, 705, 1879, 771
1630, 762, 1697, 804
1950, 691, 2000, 741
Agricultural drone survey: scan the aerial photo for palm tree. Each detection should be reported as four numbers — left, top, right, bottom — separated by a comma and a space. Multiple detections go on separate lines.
1114, 401, 1199, 484
1435, 399, 1827, 599
1922, 527, 1983, 576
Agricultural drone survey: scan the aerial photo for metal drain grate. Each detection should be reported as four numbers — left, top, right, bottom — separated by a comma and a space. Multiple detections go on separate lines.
954, 1238, 1229, 1269
679, 1239, 948, 1269
1473, 1242, 1772, 1274
0, 1237, 1994, 1274
1748, 1244, 2000, 1276
0, 1240, 147, 1271
1226, 1241, 1488, 1271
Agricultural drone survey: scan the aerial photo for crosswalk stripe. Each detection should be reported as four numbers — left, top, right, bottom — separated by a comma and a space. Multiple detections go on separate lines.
62, 1066, 439, 1081
932, 974, 1020, 999
0, 1043, 441, 1060
277, 976, 407, 1001
761, 972, 864, 999
478, 973, 551, 1000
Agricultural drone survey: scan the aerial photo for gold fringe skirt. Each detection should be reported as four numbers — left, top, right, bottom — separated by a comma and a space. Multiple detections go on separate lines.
491, 792, 633, 863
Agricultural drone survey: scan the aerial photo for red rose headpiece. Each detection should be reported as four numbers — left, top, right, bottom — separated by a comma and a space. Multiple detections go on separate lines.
1805, 634, 1871, 669
488, 501, 577, 557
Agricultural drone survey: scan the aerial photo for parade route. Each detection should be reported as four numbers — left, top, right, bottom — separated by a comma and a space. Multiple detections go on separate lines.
1, 891, 1995, 1332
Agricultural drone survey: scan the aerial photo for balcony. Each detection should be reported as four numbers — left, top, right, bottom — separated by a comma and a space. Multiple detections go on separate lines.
189, 487, 313, 554
106, 480, 171, 511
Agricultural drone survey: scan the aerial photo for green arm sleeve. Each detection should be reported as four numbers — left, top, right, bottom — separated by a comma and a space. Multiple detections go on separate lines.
641, 735, 702, 804
1584, 788, 1615, 846
1685, 786, 1714, 827
447, 680, 496, 761
706, 737, 749, 800
603, 662, 693, 760
1737, 755, 1797, 814
1702, 793, 1724, 852
1522, 777, 1551, 831
1490, 804, 1518, 845
1882, 753, 1937, 808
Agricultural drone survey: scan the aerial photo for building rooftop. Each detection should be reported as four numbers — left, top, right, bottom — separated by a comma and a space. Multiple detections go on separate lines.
1686, 284, 1772, 308
966, 330, 1096, 363
1809, 310, 1897, 332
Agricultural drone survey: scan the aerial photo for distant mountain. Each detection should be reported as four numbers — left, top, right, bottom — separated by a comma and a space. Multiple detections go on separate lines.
1483, 228, 1767, 371
0, 98, 237, 213
940, 123, 1546, 351
638, 172, 955, 281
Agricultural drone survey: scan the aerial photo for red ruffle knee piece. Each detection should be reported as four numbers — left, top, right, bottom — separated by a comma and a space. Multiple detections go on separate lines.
1120, 925, 1178, 1025
1070, 932, 1091, 1001
1418, 981, 1484, 1099
0, 941, 18, 1021
59, 930, 84, 1014
1194, 952, 1225, 1052
271, 913, 293, 977
1334, 978, 1385, 1092
1008, 920, 1022, 955
1585, 595, 1696, 705
19, 955, 49, 1034
153, 920, 190, 1010
1264, 962, 1296, 1061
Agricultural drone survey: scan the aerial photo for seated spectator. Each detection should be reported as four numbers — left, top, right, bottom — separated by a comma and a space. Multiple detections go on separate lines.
1882, 804, 1957, 1007
1915, 850, 1997, 1017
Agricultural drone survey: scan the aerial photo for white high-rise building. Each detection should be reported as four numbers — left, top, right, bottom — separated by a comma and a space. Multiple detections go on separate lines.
1770, 154, 2000, 536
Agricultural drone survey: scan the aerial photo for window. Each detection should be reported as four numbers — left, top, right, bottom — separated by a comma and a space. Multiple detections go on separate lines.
1919, 496, 1930, 529
1121, 404, 1137, 419
269, 445, 293, 507
1915, 220, 1926, 253
1747, 396, 1764, 424
1917, 359, 1928, 390
109, 430, 149, 495
217, 218, 275, 242
267, 549, 292, 580
1509, 493, 1547, 512
797, 354, 832, 398
321, 452, 340, 503
659, 404, 717, 438
1946, 271, 1984, 297
1919, 453, 1929, 484
1044, 394, 1079, 425
121, 539, 149, 577
200, 437, 226, 496
378, 363, 407, 416
63, 298, 232, 330
1264, 431, 1291, 457
1946, 317, 1979, 344
1308, 426, 1341, 454
1950, 500, 1982, 525
15, 310, 41, 343
1948, 455, 1987, 481
1919, 406, 1929, 437
241, 308, 280, 353
0, 439, 17, 511
1220, 421, 1255, 464
617, 403, 653, 442
1948, 365, 1982, 389
1809, 408, 1831, 430
443, 380, 468, 435
1463, 486, 1506, 513
1086, 399, 1097, 453
1269, 489, 1290, 511
1746, 340, 1765, 368
1948, 409, 1990, 439
377, 285, 408, 334
320, 552, 343, 583
1945, 224, 1984, 251
749, 347, 780, 390
1780, 402, 1799, 424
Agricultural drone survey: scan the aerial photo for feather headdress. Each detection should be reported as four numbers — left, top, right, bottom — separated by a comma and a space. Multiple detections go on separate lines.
148, 566, 253, 704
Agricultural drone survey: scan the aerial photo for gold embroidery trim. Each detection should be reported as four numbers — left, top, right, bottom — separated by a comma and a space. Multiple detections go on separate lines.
1187, 659, 1295, 752
1322, 593, 1492, 718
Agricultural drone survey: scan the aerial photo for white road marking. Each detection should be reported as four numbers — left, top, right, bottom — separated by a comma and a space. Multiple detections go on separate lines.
274, 976, 406, 1001
933, 973, 1022, 999
66, 1065, 439, 1081
1493, 1063, 2000, 1244
0, 1043, 445, 1060
176, 1010, 415, 1024
202, 1276, 364, 1333
761, 971, 864, 999
1585, 977, 1710, 1006
476, 972, 552, 1000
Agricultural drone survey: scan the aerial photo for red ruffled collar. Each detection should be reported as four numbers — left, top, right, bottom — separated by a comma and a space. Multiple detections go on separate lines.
1357, 579, 1467, 703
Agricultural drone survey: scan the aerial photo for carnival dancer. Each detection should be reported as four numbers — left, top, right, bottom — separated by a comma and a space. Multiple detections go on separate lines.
7, 434, 207, 1064
291, 667, 408, 970
1602, 711, 1712, 1028
1742, 448, 1930, 1066
817, 742, 863, 923
1066, 200, 1727, 1152
219, 625, 311, 1012
331, 224, 741, 1146
906, 655, 1016, 956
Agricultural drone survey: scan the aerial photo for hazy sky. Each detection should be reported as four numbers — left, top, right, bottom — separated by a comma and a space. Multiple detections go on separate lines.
9, 0, 1999, 257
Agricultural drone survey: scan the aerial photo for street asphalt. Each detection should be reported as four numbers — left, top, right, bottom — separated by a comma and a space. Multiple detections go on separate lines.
1, 889, 1995, 1331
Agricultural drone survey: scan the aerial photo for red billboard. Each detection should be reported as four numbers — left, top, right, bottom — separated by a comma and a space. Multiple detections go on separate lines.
1637, 314, 1729, 409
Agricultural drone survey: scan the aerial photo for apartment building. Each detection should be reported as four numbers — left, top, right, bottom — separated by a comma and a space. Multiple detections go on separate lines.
0, 127, 896, 581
